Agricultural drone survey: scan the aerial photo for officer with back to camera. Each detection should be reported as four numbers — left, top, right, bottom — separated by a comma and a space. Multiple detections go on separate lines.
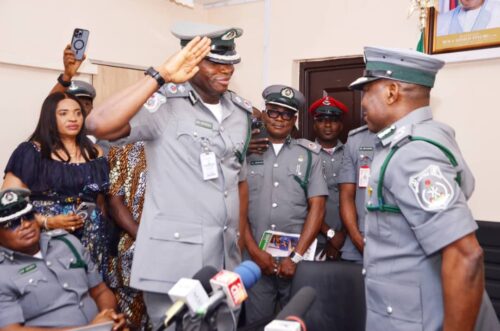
349, 46, 500, 331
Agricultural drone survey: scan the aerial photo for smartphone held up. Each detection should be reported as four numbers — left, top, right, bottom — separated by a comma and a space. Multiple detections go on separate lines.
71, 28, 89, 61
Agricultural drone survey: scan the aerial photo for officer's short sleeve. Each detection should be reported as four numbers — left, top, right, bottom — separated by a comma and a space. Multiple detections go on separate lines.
0, 290, 24, 327
387, 142, 477, 256
239, 161, 248, 182
307, 154, 329, 198
75, 239, 103, 288
338, 140, 356, 184
121, 92, 169, 144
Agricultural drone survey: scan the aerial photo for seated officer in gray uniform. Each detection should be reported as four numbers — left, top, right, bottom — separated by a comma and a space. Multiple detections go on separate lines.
86, 22, 252, 329
308, 96, 348, 261
0, 188, 125, 330
243, 85, 328, 325
337, 122, 377, 263
350, 47, 500, 331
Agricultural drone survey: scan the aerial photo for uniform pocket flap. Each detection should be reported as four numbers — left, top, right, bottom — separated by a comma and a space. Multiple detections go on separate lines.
149, 219, 203, 244
366, 278, 422, 323
13, 270, 47, 294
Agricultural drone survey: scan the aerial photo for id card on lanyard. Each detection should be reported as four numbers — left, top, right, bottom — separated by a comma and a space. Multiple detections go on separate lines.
358, 165, 370, 188
200, 151, 219, 180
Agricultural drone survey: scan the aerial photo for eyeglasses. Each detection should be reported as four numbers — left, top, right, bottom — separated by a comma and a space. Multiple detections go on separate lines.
0, 211, 36, 231
265, 109, 295, 121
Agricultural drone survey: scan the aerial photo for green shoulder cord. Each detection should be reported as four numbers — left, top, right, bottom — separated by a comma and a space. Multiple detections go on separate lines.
293, 149, 312, 197
236, 114, 252, 164
53, 237, 88, 271
366, 136, 461, 214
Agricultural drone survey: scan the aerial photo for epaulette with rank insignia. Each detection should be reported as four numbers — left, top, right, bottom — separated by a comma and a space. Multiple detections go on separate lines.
389, 125, 414, 149
348, 125, 369, 137
45, 229, 68, 238
160, 82, 191, 98
295, 138, 321, 154
229, 91, 253, 113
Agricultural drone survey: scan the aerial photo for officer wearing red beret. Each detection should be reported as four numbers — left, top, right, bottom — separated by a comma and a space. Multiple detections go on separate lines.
309, 96, 348, 261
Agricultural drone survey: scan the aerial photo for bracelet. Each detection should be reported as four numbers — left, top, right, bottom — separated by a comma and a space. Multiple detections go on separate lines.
57, 74, 71, 87
42, 216, 50, 230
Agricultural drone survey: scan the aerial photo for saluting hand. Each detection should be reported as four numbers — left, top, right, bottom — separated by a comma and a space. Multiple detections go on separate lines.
159, 36, 211, 84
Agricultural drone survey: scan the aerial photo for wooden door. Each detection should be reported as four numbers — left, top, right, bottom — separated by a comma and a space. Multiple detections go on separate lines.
299, 57, 365, 143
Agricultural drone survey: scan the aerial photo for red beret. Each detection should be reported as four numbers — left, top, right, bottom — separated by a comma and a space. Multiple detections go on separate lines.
308, 96, 348, 117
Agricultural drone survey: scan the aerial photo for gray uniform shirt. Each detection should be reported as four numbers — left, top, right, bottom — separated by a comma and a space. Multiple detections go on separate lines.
120, 83, 252, 293
337, 126, 377, 261
316, 141, 344, 246
364, 107, 483, 331
246, 138, 328, 245
0, 231, 101, 328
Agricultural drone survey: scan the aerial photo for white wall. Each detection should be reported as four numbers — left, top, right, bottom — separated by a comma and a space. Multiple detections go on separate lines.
1, 0, 499, 221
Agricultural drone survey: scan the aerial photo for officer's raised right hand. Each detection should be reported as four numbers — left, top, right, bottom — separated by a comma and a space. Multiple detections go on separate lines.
157, 36, 211, 84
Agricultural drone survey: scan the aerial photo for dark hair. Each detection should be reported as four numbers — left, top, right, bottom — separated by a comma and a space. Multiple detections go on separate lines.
29, 92, 98, 162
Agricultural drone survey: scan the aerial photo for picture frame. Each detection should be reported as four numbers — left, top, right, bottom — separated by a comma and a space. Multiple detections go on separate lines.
425, 0, 500, 54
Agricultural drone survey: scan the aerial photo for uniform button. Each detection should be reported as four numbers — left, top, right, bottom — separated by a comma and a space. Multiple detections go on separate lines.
46, 261, 52, 267
220, 126, 224, 132
223, 226, 228, 231
272, 203, 278, 208
79, 302, 84, 307
387, 306, 393, 315
70, 258, 75, 263
63, 283, 69, 288
271, 224, 276, 230
224, 191, 228, 197
273, 182, 279, 187
193, 132, 198, 137
331, 158, 335, 162
174, 232, 180, 239
250, 170, 255, 174
333, 173, 337, 177
273, 163, 278, 168
28, 278, 34, 284
363, 237, 367, 244
361, 268, 366, 276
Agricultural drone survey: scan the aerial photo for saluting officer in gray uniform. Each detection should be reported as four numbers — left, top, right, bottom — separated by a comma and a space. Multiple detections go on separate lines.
337, 123, 377, 263
243, 85, 328, 325
308, 96, 348, 261
350, 47, 500, 331
0, 188, 125, 329
86, 22, 252, 329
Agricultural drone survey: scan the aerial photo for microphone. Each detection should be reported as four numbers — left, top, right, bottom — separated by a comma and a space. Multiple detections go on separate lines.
196, 260, 261, 316
161, 265, 218, 329
264, 286, 316, 331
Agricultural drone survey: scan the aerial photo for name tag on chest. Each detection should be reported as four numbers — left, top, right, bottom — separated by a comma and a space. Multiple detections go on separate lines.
200, 152, 219, 180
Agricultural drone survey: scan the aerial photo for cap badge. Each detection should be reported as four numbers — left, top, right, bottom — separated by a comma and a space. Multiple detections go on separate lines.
281, 88, 294, 99
322, 98, 331, 106
1, 192, 18, 206
221, 30, 237, 41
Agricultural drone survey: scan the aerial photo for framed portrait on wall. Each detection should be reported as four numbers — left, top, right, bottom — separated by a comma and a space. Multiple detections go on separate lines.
425, 0, 500, 54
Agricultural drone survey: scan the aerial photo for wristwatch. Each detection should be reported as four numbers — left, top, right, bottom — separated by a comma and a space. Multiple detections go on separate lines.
144, 67, 165, 87
289, 251, 303, 264
326, 229, 336, 241
57, 74, 71, 87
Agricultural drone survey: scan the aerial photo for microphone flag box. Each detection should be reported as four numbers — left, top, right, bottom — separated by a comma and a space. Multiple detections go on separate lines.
210, 270, 248, 309
167, 278, 209, 314
264, 320, 301, 331
259, 230, 317, 261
